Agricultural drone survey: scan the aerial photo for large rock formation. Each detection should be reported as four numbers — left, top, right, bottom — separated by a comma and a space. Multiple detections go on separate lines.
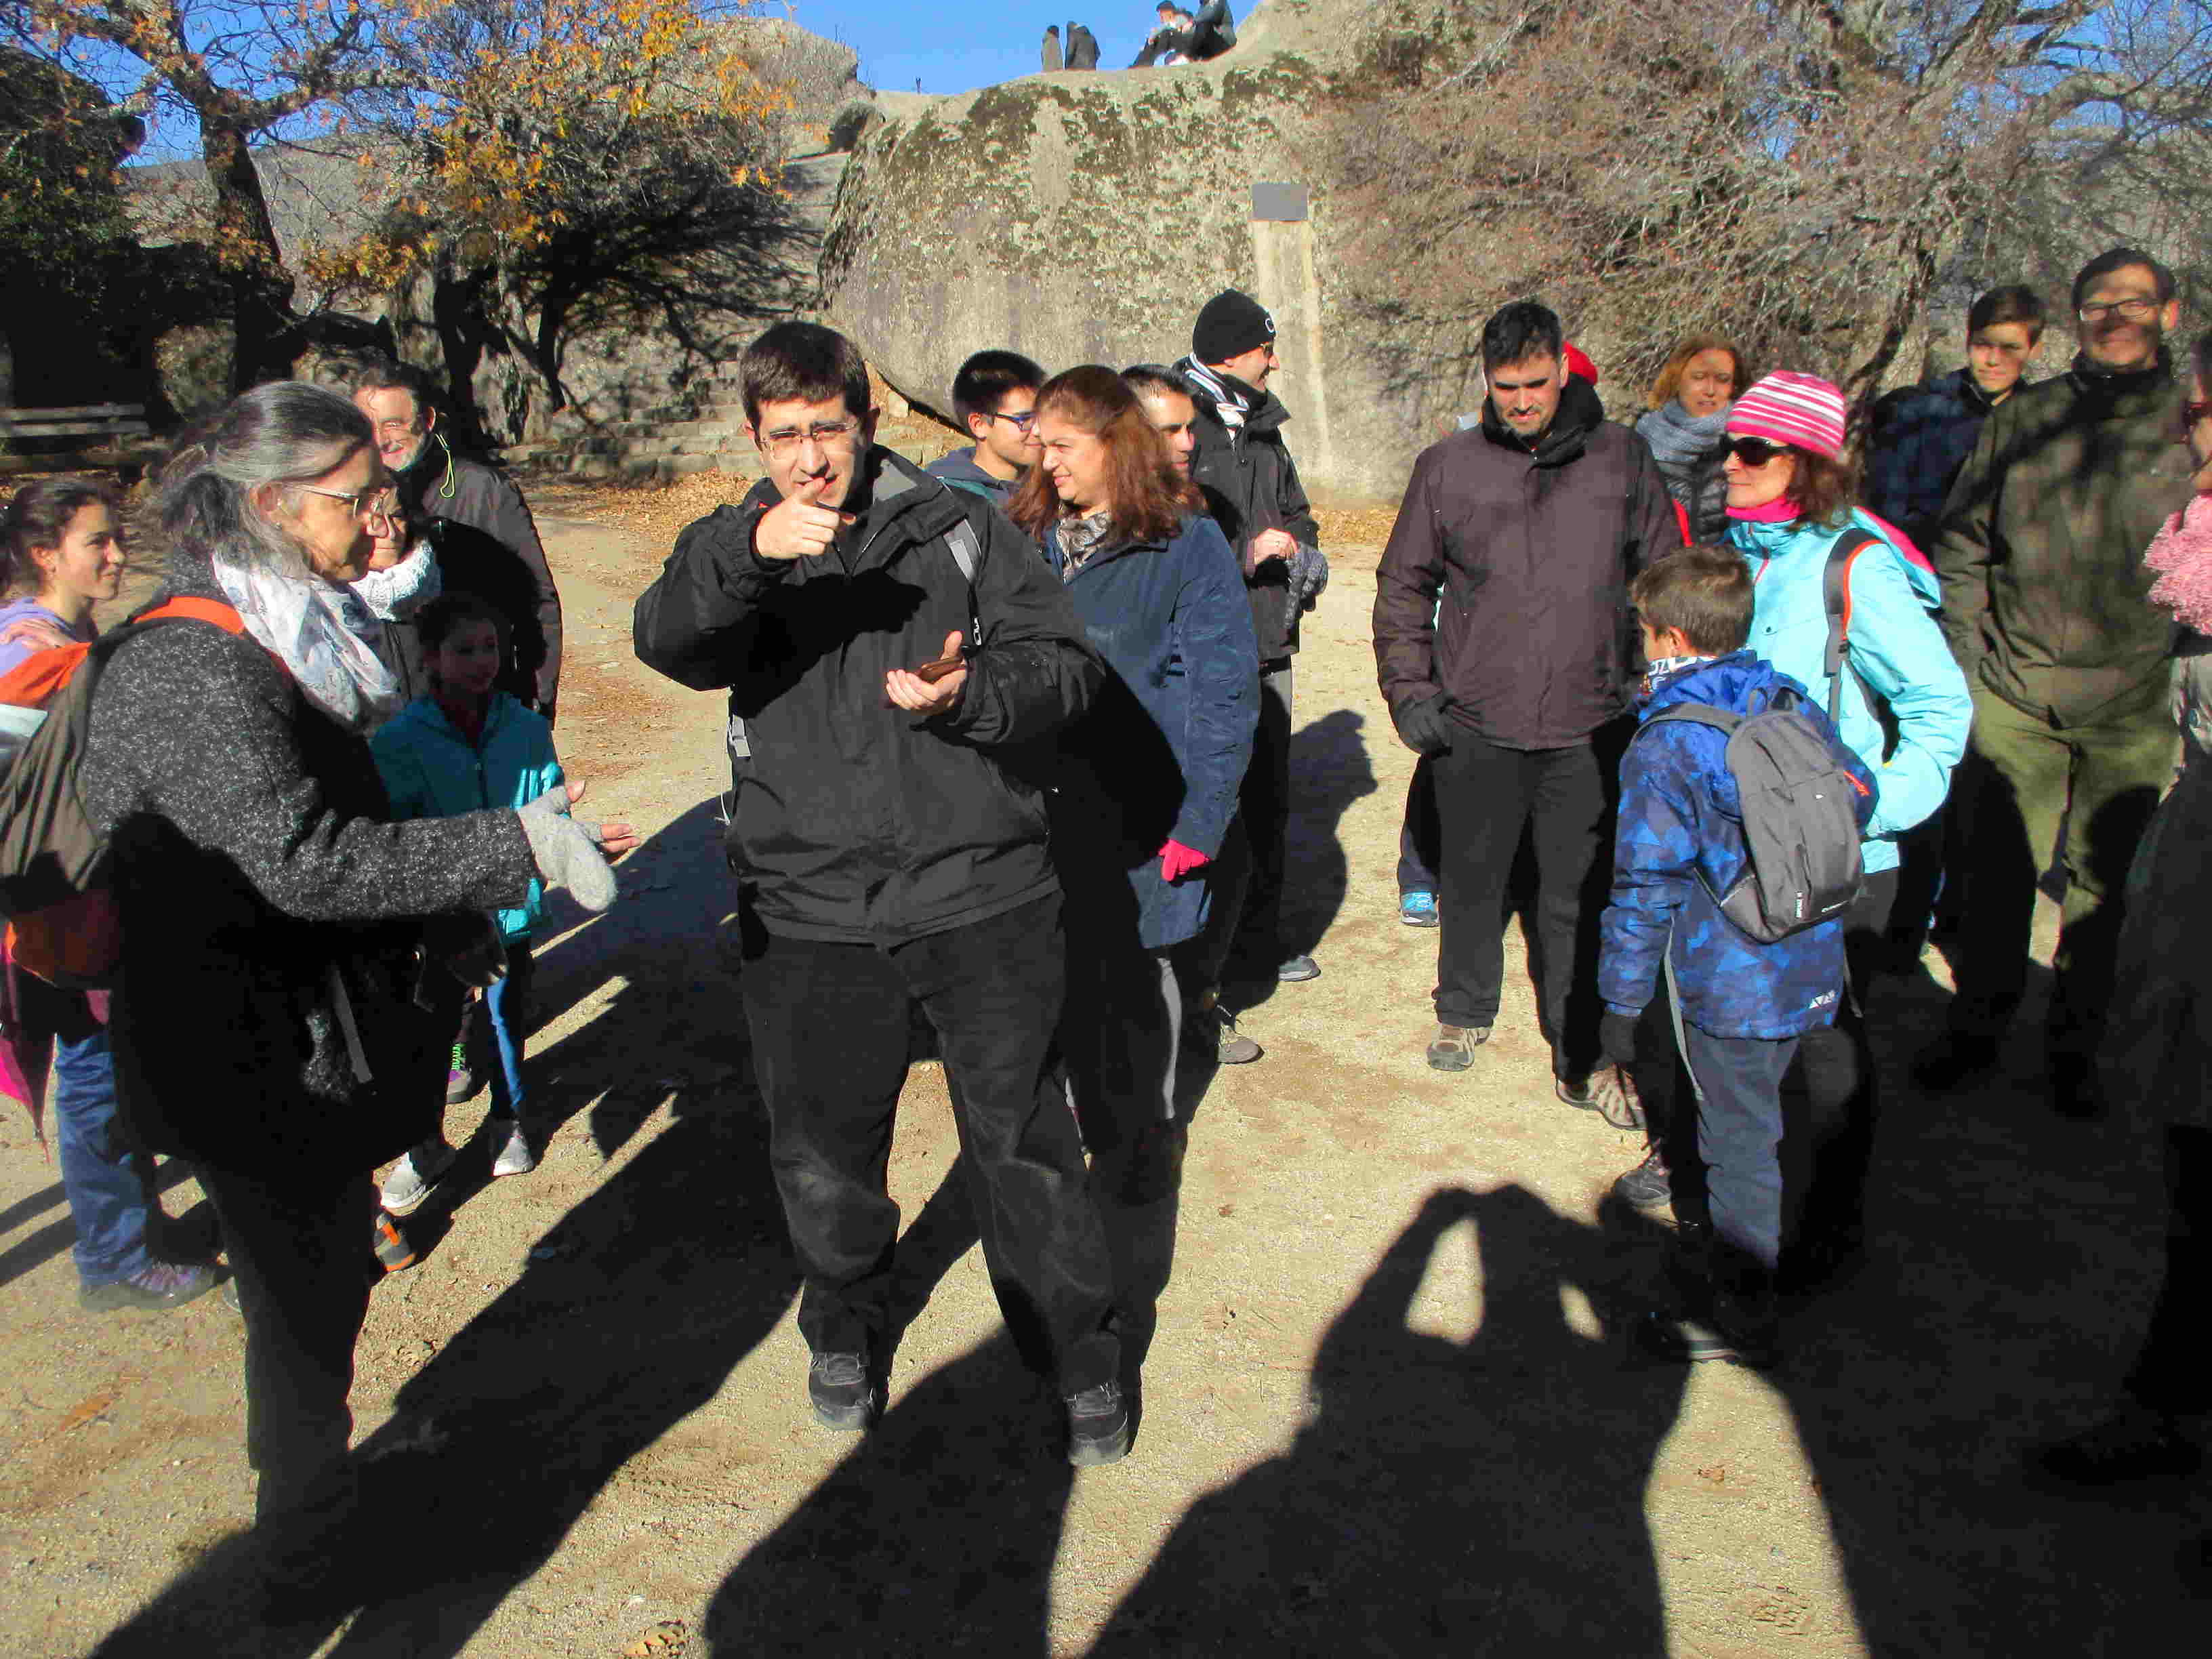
820, 1, 1496, 504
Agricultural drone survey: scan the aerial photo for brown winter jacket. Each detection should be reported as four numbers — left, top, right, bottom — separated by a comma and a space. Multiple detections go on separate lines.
1372, 380, 1683, 750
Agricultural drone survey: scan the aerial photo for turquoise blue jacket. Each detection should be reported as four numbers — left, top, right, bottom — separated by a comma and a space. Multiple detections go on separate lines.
371, 692, 563, 942
1727, 508, 1973, 874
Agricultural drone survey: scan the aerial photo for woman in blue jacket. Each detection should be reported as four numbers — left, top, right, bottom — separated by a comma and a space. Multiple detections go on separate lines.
1010, 367, 1259, 1182
1701, 372, 1971, 1282
369, 592, 567, 1214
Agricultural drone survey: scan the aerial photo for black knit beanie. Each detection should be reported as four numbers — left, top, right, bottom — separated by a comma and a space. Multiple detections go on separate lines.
1192, 290, 1275, 365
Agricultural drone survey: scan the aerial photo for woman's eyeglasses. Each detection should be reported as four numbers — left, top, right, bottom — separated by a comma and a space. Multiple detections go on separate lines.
1721, 436, 1792, 467
297, 485, 400, 527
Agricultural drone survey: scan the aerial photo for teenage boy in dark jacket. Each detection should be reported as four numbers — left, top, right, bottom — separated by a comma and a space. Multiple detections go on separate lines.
1598, 547, 1877, 1366
1375, 299, 1681, 1099
1924, 248, 2196, 1111
632, 322, 1128, 1465
926, 350, 1044, 508
351, 361, 565, 722
1176, 289, 1329, 986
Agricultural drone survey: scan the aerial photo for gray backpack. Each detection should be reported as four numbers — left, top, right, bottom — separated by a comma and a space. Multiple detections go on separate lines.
1639, 687, 1870, 942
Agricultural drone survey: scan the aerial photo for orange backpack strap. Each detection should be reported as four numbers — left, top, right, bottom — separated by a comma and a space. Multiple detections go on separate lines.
136, 596, 247, 634
0, 643, 95, 711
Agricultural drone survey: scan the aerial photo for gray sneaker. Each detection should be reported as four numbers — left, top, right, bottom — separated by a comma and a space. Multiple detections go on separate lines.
808, 1351, 879, 1431
1213, 1008, 1262, 1065
1426, 1023, 1489, 1071
489, 1118, 537, 1179
79, 1259, 222, 1313
378, 1139, 457, 1217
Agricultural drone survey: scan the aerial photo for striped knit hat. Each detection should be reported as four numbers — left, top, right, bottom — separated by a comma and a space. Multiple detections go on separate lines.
1727, 371, 1847, 459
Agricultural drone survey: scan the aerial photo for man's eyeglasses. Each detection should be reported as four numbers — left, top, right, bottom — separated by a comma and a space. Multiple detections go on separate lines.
983, 409, 1038, 432
371, 417, 424, 439
758, 419, 861, 457
1721, 436, 1792, 468
297, 484, 400, 527
2078, 298, 2162, 324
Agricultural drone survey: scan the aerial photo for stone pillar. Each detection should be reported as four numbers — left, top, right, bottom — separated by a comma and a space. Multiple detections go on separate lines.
1248, 182, 1336, 493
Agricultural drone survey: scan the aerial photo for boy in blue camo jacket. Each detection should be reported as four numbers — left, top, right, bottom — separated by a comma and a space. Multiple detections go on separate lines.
1597, 546, 1875, 1368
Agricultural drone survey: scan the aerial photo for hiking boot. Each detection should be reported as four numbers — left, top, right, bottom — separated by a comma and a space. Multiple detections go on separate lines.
1065, 1379, 1131, 1467
1612, 1147, 1673, 1212
78, 1259, 222, 1313
807, 1351, 879, 1432
1398, 890, 1440, 928
1910, 1032, 2000, 1092
1211, 1007, 1262, 1065
371, 1210, 417, 1275
1277, 954, 1321, 983
489, 1117, 537, 1179
445, 1040, 479, 1104
1427, 1023, 1487, 1071
2032, 1406, 2205, 1490
1557, 1069, 1645, 1130
378, 1139, 457, 1218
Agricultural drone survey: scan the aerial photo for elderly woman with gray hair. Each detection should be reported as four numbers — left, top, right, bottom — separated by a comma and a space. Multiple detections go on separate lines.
79, 382, 631, 1545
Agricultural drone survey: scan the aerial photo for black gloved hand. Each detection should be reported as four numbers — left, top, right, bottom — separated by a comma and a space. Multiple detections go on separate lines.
1600, 1010, 1641, 1071
1391, 693, 1457, 756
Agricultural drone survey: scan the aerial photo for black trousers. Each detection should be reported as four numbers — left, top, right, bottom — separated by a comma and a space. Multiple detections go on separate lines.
1430, 730, 1612, 1078
2127, 1124, 2212, 1415
739, 895, 1119, 1395
199, 1160, 375, 1519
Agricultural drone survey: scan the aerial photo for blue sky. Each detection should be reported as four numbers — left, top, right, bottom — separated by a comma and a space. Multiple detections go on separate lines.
795, 1, 1182, 94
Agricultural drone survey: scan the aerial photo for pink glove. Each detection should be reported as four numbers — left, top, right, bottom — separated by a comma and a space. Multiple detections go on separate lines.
1160, 840, 1211, 882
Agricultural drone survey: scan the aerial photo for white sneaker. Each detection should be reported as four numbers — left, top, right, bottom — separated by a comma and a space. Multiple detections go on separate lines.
379, 1139, 457, 1217
489, 1118, 537, 1179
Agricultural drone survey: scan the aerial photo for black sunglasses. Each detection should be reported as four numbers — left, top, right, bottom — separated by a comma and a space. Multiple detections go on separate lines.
1721, 436, 1793, 467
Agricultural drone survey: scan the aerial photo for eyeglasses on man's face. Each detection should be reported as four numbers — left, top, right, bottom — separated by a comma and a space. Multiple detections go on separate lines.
297, 484, 400, 527
758, 418, 862, 457
2078, 297, 2162, 324
983, 408, 1038, 432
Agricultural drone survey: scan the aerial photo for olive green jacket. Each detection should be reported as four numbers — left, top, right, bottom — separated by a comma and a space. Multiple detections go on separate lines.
1933, 352, 2195, 726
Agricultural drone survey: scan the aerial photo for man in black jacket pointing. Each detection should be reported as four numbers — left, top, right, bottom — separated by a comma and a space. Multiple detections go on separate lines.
634, 323, 1129, 1466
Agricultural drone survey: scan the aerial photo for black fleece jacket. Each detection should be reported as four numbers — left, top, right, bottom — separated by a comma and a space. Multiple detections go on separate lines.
633, 448, 1103, 945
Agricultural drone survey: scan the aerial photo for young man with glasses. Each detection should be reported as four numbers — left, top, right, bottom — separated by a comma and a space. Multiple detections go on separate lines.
633, 322, 1131, 1465
1374, 299, 1681, 1103
926, 350, 1044, 507
1925, 247, 2198, 1114
348, 360, 565, 725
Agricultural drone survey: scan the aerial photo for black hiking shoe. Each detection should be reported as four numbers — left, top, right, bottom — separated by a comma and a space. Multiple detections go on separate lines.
807, 1351, 879, 1433
1612, 1147, 1673, 1212
1065, 1379, 1130, 1467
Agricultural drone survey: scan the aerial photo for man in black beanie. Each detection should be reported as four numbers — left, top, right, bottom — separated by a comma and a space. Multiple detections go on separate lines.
1174, 289, 1330, 1036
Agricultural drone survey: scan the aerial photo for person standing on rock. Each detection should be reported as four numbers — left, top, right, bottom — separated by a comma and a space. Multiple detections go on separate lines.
348, 360, 564, 726
1175, 289, 1329, 991
926, 350, 1045, 508
1066, 22, 1101, 68
1920, 247, 2196, 1115
1374, 298, 1679, 1105
1043, 24, 1063, 71
632, 321, 1130, 1466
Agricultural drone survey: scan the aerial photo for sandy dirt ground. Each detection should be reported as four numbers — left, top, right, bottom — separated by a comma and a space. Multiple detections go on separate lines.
1, 472, 2207, 1658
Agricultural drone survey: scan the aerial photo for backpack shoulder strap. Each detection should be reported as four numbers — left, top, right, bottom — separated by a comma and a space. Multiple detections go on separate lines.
1821, 527, 1885, 725
937, 474, 999, 506
136, 596, 247, 634
942, 516, 986, 649
1642, 703, 1742, 737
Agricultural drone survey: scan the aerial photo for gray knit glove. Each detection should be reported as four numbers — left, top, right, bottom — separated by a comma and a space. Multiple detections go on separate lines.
516, 789, 618, 913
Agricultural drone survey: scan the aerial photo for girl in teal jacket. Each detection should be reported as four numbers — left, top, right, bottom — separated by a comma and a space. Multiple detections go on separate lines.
369, 592, 566, 1212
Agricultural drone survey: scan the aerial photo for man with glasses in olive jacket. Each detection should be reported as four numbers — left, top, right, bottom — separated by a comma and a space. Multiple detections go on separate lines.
633, 322, 1130, 1466
1923, 247, 2196, 1115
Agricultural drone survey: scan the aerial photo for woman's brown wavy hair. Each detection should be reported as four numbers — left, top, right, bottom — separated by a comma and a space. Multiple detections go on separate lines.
1008, 365, 1198, 547
1646, 335, 1749, 413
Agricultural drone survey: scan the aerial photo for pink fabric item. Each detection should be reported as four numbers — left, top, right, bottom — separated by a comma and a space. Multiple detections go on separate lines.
1160, 840, 1211, 882
2146, 491, 2212, 634
1855, 508, 1937, 577
1727, 371, 1848, 459
1726, 497, 1801, 524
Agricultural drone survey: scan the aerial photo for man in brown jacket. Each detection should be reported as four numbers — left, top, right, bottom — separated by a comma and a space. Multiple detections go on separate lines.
1374, 300, 1681, 1101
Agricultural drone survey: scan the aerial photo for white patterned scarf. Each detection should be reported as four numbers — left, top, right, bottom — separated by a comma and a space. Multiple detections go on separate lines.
213, 555, 403, 733
1176, 355, 1252, 439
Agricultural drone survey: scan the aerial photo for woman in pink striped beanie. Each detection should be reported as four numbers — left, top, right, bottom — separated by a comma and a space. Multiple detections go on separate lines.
1605, 367, 1973, 1269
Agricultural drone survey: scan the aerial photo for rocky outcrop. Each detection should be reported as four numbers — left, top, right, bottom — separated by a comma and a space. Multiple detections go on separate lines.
818, 0, 1506, 502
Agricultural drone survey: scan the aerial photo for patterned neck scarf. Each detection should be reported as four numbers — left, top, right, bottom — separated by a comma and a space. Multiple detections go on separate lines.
1054, 510, 1116, 583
